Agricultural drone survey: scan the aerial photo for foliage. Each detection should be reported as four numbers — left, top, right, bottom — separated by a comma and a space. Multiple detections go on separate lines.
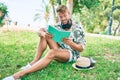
113, 9, 120, 22
73, 0, 100, 14
0, 2, 8, 26
34, 0, 50, 22
72, 0, 120, 34
0, 3, 8, 13
49, 0, 66, 5
0, 31, 120, 80
34, 0, 120, 35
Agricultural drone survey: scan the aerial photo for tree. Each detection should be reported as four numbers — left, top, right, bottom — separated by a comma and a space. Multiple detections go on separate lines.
113, 22, 120, 36
72, 0, 100, 14
107, 0, 115, 35
0, 2, 8, 26
34, 0, 50, 24
67, 0, 73, 14
72, 0, 101, 33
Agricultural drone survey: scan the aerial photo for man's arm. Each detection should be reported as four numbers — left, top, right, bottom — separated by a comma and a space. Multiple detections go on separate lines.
37, 28, 46, 37
69, 41, 84, 52
63, 38, 83, 52
62, 23, 86, 52
38, 28, 53, 39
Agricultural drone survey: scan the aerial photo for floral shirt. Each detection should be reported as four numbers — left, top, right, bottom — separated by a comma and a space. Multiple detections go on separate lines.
56, 22, 86, 58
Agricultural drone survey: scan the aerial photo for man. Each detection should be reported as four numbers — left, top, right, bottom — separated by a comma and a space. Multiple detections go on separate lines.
3, 5, 86, 80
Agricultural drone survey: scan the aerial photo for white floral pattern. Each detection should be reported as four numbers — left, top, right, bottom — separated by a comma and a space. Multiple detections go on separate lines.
56, 23, 86, 61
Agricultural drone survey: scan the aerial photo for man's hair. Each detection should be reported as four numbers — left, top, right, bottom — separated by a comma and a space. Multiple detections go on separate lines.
56, 5, 68, 13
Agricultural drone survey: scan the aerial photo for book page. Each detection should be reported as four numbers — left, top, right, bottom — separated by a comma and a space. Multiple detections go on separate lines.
48, 25, 71, 42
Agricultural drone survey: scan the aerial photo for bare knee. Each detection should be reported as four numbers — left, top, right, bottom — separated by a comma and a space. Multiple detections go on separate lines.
45, 49, 56, 59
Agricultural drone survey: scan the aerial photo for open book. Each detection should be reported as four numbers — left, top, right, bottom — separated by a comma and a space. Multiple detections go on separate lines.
47, 25, 71, 43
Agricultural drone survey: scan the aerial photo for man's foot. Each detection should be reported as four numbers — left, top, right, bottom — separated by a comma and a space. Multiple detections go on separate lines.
2, 76, 21, 80
20, 63, 31, 70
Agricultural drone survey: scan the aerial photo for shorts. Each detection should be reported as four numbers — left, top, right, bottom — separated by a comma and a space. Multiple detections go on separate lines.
68, 50, 78, 62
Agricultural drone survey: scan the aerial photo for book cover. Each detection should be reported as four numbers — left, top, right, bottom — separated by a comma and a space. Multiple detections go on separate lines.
47, 25, 71, 43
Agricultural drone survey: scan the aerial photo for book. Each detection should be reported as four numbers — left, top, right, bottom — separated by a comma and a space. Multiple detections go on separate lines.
47, 25, 71, 43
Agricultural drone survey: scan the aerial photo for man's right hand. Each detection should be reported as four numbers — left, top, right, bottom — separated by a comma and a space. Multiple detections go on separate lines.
44, 32, 53, 39
38, 28, 53, 39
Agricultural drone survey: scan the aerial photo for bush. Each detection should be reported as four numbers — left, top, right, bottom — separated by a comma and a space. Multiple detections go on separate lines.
0, 2, 8, 25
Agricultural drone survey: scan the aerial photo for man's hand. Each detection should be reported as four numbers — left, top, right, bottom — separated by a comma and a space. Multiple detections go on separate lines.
62, 38, 73, 45
44, 32, 53, 39
63, 38, 83, 52
38, 28, 53, 39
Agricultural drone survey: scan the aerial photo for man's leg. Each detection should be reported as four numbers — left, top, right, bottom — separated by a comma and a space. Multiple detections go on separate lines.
13, 38, 70, 79
3, 38, 70, 79
13, 49, 70, 79
30, 36, 47, 65
47, 37, 59, 49
30, 36, 59, 65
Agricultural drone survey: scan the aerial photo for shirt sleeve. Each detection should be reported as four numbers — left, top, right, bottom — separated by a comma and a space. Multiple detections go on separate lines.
80, 23, 86, 49
73, 24, 86, 49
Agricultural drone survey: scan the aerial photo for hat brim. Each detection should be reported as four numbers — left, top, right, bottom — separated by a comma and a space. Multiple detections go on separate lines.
72, 63, 94, 70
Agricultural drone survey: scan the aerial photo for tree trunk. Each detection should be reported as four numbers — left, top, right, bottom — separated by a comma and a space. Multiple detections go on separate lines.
67, 0, 73, 15
50, 2, 57, 24
107, 0, 114, 35
113, 22, 120, 36
0, 11, 3, 17
0, 11, 3, 24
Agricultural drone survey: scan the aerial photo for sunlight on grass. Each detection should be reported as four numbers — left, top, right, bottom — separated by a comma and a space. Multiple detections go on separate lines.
0, 31, 120, 80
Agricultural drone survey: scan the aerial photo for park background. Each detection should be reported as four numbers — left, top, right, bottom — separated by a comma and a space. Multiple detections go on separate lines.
0, 0, 120, 80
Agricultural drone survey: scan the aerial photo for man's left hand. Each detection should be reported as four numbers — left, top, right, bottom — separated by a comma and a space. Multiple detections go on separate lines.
62, 38, 73, 45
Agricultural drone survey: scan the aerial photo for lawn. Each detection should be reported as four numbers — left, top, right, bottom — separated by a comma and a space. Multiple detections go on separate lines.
0, 31, 120, 80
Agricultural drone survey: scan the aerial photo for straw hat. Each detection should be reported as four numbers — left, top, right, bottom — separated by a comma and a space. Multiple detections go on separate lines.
72, 57, 96, 70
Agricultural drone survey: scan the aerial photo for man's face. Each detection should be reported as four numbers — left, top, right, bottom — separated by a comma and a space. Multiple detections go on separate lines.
57, 10, 70, 25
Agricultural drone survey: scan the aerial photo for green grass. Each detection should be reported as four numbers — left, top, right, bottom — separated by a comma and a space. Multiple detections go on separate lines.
0, 31, 120, 80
